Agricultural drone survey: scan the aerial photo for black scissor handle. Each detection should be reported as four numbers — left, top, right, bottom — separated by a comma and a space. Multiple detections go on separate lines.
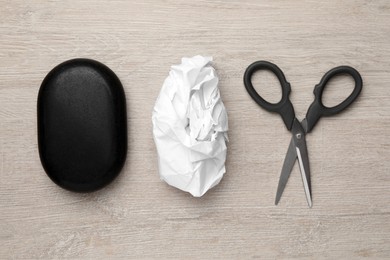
244, 61, 295, 130
305, 66, 363, 133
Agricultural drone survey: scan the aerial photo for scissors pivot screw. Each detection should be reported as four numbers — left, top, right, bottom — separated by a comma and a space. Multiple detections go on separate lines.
296, 133, 302, 139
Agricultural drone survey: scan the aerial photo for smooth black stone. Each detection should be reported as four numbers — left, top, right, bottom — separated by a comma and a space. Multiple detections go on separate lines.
38, 58, 127, 192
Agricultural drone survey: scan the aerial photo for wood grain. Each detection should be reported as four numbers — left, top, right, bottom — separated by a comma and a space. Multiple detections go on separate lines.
0, 0, 389, 258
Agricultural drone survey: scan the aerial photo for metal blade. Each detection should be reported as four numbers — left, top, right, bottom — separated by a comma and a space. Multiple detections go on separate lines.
275, 138, 297, 205
301, 118, 308, 133
295, 137, 312, 207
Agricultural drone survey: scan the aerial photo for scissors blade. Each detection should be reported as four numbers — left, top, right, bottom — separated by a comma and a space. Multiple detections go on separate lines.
295, 135, 312, 207
275, 138, 297, 205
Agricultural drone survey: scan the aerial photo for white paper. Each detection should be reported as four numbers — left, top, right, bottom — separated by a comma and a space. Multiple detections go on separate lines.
152, 55, 228, 197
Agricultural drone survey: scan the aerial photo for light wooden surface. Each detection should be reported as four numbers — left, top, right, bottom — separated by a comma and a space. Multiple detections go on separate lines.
1, 1, 389, 259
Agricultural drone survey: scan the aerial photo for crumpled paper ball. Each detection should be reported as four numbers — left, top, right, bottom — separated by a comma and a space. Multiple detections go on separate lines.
152, 55, 228, 197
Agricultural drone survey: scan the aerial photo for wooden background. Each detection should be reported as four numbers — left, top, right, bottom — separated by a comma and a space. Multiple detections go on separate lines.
1, 1, 389, 259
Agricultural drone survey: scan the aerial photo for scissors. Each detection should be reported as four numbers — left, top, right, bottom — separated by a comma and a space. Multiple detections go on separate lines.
243, 61, 362, 207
